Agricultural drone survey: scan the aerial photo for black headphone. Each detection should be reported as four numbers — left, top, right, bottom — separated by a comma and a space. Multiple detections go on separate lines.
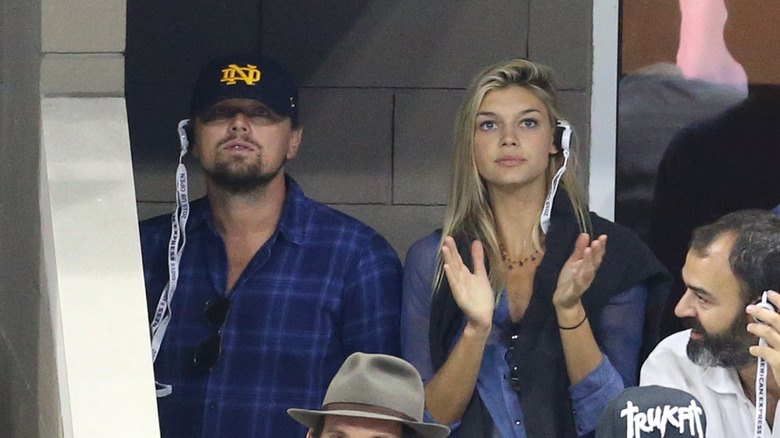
555, 120, 572, 151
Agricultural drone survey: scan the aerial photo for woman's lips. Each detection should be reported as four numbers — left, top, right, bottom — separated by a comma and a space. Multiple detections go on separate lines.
495, 156, 526, 166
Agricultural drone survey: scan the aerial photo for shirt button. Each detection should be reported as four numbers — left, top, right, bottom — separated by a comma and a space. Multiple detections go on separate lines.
515, 419, 522, 426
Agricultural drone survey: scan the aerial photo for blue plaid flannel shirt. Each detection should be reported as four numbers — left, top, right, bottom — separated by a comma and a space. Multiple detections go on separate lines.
141, 176, 402, 437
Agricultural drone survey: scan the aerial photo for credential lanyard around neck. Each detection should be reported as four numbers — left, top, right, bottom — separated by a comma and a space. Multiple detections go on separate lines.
540, 148, 569, 234
755, 338, 769, 438
149, 119, 191, 398
753, 290, 774, 438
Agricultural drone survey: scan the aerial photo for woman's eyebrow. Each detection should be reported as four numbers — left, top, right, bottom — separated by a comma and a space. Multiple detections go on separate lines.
476, 108, 542, 117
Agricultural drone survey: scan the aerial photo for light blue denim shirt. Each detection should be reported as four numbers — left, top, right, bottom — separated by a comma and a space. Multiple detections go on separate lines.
402, 232, 646, 437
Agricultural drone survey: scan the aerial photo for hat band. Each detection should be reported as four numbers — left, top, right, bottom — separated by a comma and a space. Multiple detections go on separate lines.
322, 402, 417, 422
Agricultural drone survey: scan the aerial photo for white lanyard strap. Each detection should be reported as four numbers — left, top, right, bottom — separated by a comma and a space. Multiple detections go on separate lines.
150, 119, 191, 398
755, 339, 768, 438
540, 148, 569, 234
754, 290, 774, 438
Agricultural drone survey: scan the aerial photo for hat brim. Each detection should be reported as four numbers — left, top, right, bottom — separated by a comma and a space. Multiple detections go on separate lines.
287, 408, 450, 438
191, 86, 294, 119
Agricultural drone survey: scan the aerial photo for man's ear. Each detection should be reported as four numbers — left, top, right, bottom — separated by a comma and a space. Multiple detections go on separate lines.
305, 428, 316, 438
286, 126, 303, 160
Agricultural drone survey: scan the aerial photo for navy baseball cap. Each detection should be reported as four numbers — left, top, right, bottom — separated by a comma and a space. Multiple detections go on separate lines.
190, 53, 298, 123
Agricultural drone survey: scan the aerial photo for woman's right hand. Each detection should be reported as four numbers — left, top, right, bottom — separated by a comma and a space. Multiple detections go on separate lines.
441, 236, 495, 333
425, 237, 495, 424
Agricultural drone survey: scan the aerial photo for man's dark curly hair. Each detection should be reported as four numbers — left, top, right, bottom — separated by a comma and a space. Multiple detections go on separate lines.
689, 209, 780, 304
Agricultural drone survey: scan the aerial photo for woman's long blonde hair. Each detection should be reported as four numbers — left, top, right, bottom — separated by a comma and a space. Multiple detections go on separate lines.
435, 59, 592, 299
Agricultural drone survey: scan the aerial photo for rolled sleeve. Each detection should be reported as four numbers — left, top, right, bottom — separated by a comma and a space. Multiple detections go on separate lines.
569, 355, 624, 436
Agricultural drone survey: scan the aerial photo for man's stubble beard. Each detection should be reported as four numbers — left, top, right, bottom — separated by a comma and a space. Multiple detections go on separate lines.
206, 153, 287, 194
683, 310, 756, 368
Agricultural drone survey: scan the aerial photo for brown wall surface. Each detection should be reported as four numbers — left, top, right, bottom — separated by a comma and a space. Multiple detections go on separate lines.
621, 1, 780, 84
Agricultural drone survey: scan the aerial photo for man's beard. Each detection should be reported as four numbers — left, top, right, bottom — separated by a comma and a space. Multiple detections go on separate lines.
682, 312, 756, 368
206, 154, 286, 194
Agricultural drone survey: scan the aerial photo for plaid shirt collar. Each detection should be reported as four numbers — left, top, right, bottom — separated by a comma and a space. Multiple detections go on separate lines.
186, 174, 308, 246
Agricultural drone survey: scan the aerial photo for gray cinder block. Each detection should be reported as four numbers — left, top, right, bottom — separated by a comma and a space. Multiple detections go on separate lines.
393, 89, 464, 205
287, 88, 393, 204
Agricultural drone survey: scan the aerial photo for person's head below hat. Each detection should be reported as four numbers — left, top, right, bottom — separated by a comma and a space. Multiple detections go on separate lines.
185, 52, 302, 195
288, 353, 450, 438
596, 386, 706, 438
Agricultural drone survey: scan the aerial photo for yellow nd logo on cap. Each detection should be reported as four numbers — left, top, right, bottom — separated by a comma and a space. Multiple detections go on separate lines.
220, 64, 262, 86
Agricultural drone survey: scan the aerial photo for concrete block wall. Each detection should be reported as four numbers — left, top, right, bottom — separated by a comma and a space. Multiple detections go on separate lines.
132, 0, 594, 260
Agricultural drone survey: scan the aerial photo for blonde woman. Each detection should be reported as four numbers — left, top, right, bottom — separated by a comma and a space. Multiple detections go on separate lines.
401, 60, 670, 438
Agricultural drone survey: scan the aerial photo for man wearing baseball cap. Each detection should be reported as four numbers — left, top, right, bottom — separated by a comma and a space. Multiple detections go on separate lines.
289, 353, 450, 438
140, 53, 403, 437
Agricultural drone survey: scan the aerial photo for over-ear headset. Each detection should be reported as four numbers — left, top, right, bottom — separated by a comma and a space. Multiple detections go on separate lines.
541, 120, 572, 234
555, 120, 571, 151
177, 119, 191, 153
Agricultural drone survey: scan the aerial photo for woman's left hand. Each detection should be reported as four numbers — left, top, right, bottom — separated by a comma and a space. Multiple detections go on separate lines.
553, 233, 608, 310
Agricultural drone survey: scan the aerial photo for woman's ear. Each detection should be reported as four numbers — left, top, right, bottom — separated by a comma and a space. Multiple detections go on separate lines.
548, 136, 558, 155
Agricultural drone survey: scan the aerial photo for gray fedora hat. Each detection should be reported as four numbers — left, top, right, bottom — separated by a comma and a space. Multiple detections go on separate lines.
288, 353, 450, 438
